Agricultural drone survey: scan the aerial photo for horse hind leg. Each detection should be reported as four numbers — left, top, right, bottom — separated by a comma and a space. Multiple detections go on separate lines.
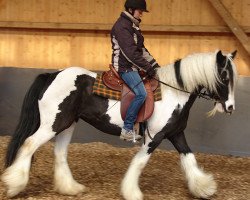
1, 126, 56, 197
54, 122, 86, 195
169, 132, 217, 199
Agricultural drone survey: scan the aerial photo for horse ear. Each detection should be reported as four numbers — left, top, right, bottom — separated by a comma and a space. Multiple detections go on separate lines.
216, 50, 224, 64
231, 50, 237, 59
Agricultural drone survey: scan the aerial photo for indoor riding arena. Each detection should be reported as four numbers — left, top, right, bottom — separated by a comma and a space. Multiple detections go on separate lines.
0, 0, 249, 200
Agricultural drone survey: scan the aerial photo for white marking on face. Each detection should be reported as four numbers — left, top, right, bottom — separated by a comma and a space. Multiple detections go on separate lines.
225, 87, 235, 111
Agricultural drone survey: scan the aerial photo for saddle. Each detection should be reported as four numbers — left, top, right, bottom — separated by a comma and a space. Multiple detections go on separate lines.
102, 65, 159, 122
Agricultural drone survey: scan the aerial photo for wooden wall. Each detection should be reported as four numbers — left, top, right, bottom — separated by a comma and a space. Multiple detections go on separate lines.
0, 0, 249, 75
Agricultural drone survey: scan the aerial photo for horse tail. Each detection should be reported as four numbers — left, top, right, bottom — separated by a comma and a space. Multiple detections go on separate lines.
5, 73, 51, 168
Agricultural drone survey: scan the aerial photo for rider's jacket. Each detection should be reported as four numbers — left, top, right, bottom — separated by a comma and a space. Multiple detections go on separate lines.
111, 11, 158, 73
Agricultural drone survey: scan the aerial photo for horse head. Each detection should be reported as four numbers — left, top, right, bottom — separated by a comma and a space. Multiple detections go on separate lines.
208, 50, 238, 116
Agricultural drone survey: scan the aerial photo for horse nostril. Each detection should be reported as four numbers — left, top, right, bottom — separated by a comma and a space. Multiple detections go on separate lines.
228, 105, 234, 111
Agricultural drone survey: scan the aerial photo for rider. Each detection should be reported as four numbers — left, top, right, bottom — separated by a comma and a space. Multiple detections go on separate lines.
111, 0, 160, 142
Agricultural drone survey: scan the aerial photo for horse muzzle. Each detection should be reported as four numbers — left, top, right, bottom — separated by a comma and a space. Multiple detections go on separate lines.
217, 102, 235, 115
214, 102, 235, 115
225, 104, 235, 115
214, 102, 224, 113
225, 99, 235, 114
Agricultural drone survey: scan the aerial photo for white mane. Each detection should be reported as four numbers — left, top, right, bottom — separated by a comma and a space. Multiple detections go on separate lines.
158, 51, 222, 94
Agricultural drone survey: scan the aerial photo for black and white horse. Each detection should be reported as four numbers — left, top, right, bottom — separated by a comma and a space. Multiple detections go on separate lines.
1, 50, 237, 199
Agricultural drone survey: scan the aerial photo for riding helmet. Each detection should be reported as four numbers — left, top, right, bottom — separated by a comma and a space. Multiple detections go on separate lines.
124, 0, 149, 12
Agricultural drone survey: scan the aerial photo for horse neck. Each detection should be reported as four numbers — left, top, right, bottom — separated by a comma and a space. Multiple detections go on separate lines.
157, 63, 192, 98
157, 63, 181, 92
158, 53, 218, 94
156, 65, 198, 113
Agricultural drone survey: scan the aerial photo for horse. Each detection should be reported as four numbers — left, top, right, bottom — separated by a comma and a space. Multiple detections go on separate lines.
1, 50, 237, 200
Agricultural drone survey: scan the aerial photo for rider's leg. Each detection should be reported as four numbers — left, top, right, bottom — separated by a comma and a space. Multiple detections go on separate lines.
120, 71, 146, 141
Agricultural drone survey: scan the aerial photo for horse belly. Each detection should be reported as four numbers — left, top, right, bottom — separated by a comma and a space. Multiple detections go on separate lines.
106, 99, 124, 127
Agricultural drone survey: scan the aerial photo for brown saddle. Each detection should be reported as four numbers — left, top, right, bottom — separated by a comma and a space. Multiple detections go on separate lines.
102, 65, 159, 122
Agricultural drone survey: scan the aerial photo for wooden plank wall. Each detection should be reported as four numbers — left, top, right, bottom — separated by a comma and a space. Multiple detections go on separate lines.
0, 0, 249, 75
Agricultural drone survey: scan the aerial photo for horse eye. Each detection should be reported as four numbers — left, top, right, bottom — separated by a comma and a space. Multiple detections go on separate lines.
222, 77, 229, 84
221, 70, 229, 82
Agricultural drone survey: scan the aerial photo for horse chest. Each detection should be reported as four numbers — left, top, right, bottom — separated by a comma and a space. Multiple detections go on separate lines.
149, 90, 190, 133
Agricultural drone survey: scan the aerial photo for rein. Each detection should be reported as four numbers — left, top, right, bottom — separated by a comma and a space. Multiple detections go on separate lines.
99, 73, 218, 144
143, 76, 217, 144
101, 75, 215, 120
151, 77, 215, 101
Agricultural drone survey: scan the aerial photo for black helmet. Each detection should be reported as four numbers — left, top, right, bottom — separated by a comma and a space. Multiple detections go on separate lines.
125, 0, 149, 12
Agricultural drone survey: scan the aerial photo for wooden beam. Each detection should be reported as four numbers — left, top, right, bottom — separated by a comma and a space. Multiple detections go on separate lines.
142, 25, 232, 33
0, 21, 250, 34
209, 0, 250, 55
142, 25, 250, 34
0, 21, 112, 31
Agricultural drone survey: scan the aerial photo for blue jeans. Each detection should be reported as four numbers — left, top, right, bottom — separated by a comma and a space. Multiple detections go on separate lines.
120, 71, 147, 131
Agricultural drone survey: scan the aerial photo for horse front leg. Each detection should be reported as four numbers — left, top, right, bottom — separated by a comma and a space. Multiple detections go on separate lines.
169, 132, 217, 199
121, 141, 152, 200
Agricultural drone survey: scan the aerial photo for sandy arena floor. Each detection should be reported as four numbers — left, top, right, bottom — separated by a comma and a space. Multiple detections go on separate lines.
0, 136, 249, 200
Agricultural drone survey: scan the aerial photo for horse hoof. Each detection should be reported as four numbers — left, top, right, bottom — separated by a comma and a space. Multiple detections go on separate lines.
121, 183, 143, 200
1, 166, 29, 198
122, 192, 143, 200
188, 173, 217, 199
55, 181, 87, 196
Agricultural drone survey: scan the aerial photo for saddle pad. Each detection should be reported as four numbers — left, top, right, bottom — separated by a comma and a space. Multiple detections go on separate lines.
92, 73, 162, 101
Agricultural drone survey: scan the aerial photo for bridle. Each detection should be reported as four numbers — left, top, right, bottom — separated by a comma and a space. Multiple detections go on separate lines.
152, 55, 233, 102
144, 58, 233, 143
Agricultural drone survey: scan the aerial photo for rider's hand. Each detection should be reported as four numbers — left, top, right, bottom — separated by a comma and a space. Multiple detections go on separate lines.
146, 67, 156, 78
153, 64, 160, 69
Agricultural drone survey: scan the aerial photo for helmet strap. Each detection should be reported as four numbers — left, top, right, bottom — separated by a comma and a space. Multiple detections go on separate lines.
128, 8, 135, 16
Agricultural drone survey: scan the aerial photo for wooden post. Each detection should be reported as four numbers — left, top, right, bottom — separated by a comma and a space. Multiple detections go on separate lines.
209, 0, 250, 56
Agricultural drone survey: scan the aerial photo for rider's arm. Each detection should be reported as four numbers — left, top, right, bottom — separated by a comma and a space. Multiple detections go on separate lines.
113, 24, 152, 72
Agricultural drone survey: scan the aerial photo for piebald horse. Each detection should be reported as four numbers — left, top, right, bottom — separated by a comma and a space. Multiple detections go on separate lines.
1, 50, 237, 200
